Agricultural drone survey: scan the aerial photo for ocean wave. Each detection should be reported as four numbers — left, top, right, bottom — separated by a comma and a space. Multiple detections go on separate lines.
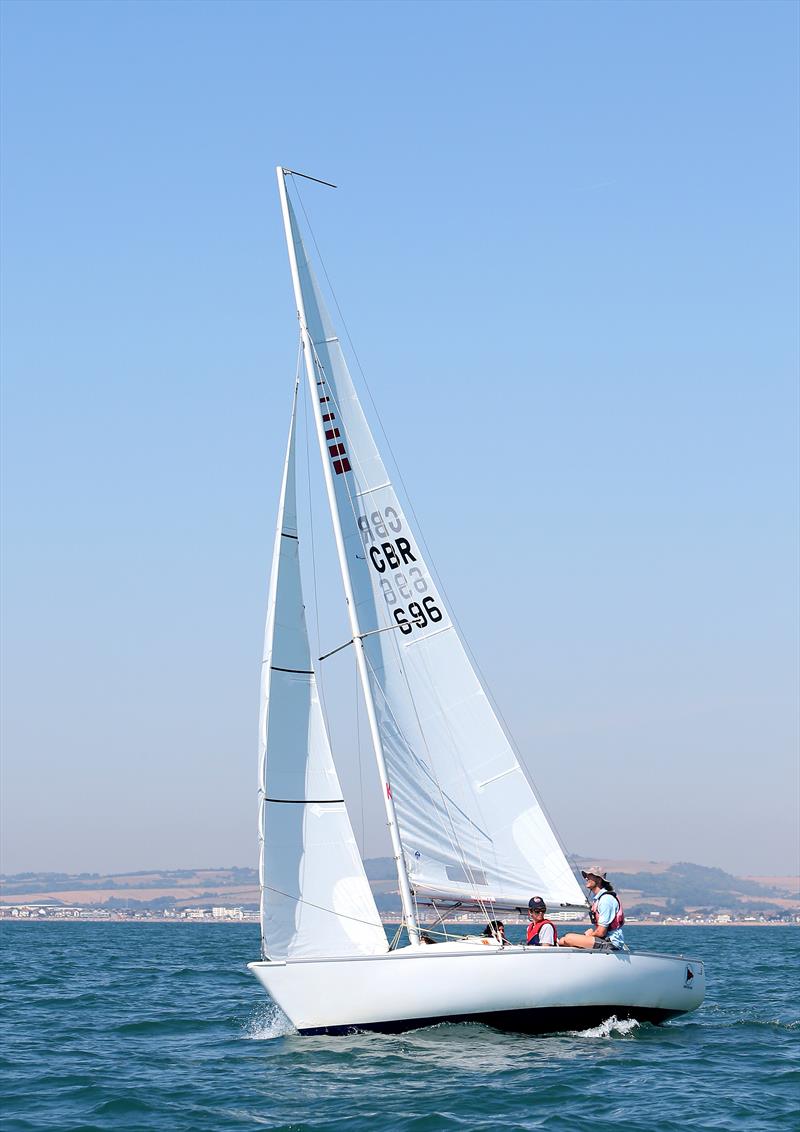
115, 1016, 220, 1034
731, 1017, 800, 1032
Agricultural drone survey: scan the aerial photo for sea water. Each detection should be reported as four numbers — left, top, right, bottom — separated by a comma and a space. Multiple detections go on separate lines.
1, 922, 797, 1131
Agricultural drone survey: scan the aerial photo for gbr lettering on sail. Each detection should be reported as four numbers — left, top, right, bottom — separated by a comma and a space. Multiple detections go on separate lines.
357, 507, 445, 638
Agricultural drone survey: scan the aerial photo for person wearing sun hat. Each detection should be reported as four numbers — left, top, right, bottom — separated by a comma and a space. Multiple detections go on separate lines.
558, 866, 626, 951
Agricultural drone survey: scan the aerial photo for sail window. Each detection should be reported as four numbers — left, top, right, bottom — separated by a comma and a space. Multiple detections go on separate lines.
446, 864, 488, 886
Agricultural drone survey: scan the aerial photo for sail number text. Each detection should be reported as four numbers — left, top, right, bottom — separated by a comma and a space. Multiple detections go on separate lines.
357, 507, 444, 636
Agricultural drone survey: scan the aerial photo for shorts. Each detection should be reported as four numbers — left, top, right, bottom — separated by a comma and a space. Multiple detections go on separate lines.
592, 938, 615, 951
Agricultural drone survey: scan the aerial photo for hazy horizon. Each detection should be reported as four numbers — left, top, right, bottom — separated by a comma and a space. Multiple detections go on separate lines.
2, 1, 798, 879
2, 853, 798, 882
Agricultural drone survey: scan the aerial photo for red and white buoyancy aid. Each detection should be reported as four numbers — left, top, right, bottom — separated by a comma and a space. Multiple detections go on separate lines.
589, 890, 625, 932
526, 918, 558, 945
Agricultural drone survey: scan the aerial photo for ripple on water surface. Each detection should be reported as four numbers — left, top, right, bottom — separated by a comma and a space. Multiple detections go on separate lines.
1, 923, 798, 1131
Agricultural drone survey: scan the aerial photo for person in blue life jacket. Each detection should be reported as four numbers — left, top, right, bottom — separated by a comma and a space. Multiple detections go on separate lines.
558, 867, 626, 951
526, 896, 557, 946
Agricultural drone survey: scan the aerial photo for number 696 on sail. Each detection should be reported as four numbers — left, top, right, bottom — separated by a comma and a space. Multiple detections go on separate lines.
393, 596, 443, 635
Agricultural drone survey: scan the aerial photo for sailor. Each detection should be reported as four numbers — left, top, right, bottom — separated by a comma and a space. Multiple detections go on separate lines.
482, 920, 508, 945
559, 866, 626, 951
526, 897, 557, 946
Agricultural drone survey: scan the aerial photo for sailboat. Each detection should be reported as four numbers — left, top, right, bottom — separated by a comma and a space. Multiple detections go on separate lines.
247, 167, 705, 1035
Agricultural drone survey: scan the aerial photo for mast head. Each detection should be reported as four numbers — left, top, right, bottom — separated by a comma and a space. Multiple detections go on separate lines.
278, 167, 337, 189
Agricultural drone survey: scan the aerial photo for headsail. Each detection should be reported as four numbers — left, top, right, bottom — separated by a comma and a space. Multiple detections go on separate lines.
285, 194, 586, 912
258, 382, 389, 959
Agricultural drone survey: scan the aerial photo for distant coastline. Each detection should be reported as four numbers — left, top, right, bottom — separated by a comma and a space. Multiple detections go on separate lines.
2, 857, 798, 926
3, 914, 796, 928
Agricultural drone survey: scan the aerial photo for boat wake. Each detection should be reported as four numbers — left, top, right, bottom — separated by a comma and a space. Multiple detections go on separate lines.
571, 1015, 641, 1039
243, 1003, 297, 1041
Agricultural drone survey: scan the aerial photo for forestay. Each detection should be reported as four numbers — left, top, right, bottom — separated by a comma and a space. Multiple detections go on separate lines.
257, 383, 388, 959
287, 198, 586, 912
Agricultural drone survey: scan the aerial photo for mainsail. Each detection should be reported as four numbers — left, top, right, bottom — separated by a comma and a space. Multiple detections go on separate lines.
284, 193, 586, 912
257, 382, 388, 959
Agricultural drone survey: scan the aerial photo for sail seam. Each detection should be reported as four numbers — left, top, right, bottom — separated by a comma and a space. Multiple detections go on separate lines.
353, 481, 392, 499
281, 532, 299, 540
476, 766, 520, 790
402, 624, 452, 648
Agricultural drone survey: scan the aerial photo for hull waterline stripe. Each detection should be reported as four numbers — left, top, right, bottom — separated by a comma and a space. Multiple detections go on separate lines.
298, 1005, 684, 1037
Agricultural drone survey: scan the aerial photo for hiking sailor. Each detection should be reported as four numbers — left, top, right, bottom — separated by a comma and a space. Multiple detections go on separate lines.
526, 896, 557, 946
559, 867, 626, 951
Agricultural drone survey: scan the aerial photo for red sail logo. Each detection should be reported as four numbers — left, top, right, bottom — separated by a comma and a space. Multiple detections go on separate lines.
318, 387, 351, 475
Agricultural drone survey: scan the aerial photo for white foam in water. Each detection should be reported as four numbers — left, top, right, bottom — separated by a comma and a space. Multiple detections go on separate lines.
571, 1015, 641, 1038
244, 1003, 297, 1040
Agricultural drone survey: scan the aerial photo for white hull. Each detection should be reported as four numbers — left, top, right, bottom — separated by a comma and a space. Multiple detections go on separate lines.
249, 941, 705, 1035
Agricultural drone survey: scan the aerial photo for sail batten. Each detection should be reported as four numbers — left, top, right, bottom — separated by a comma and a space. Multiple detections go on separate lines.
283, 197, 587, 913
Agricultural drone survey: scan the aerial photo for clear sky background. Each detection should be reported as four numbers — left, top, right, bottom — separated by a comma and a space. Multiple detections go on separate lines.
1, 0, 798, 879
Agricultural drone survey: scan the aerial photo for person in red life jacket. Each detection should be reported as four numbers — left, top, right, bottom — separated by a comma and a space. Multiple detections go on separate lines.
526, 896, 557, 946
559, 866, 626, 951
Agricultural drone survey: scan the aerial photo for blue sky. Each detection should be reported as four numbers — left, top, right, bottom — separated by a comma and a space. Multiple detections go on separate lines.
1, 0, 797, 878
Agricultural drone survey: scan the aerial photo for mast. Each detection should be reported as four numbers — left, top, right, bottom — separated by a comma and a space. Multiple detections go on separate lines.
275, 166, 421, 946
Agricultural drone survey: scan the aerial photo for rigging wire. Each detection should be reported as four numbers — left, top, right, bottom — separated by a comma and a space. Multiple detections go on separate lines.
288, 178, 511, 926
288, 173, 577, 890
261, 884, 385, 933
258, 352, 303, 959
307, 309, 498, 921
299, 342, 333, 732
355, 652, 366, 856
289, 178, 502, 923
361, 647, 498, 928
